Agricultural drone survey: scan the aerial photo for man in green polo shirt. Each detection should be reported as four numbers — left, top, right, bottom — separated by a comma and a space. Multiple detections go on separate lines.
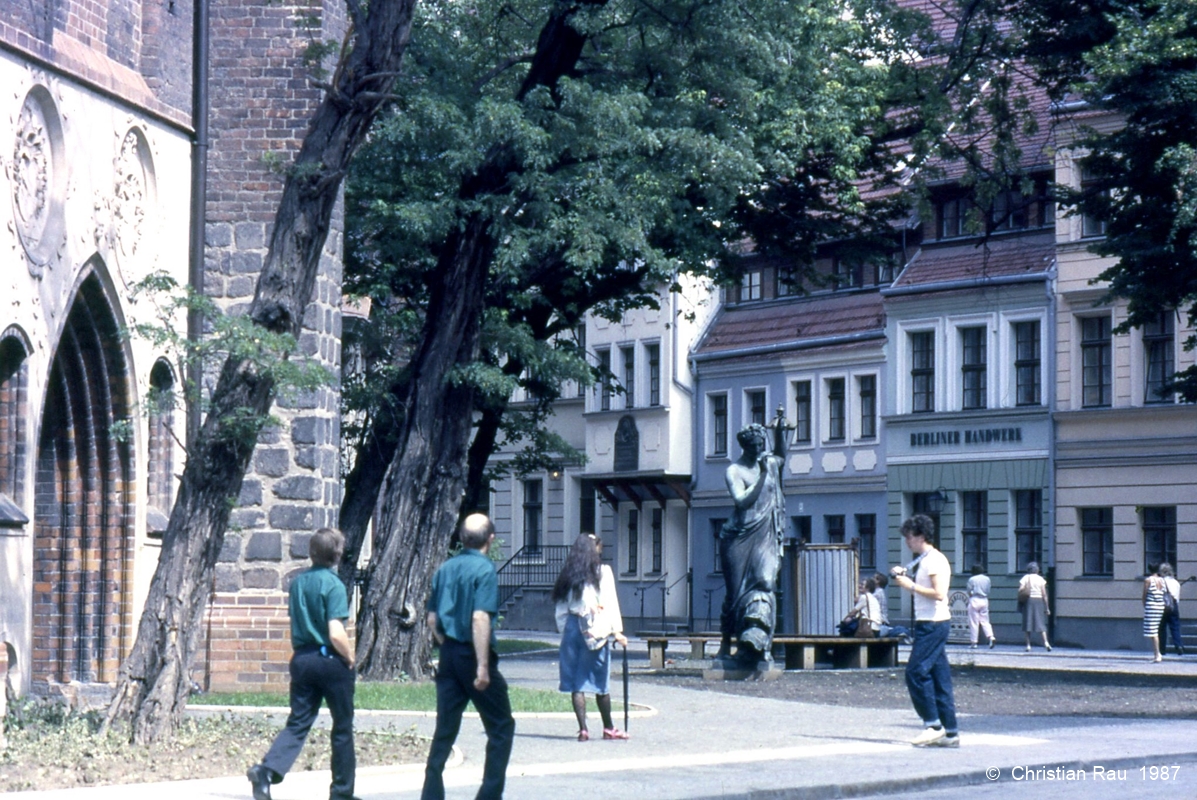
422, 513, 515, 800
248, 528, 357, 800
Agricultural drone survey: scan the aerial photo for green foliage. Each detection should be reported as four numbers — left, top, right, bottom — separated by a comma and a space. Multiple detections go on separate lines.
1015, 0, 1197, 398
124, 273, 334, 443
343, 0, 971, 493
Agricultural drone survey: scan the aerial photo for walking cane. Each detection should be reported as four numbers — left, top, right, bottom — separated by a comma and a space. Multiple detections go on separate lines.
622, 642, 630, 732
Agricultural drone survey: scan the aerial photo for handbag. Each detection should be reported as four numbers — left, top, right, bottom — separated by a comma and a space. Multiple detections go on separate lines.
578, 606, 613, 650
1017, 582, 1032, 604
1163, 582, 1179, 615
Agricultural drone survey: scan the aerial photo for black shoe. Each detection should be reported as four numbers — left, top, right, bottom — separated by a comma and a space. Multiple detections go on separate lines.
247, 765, 274, 800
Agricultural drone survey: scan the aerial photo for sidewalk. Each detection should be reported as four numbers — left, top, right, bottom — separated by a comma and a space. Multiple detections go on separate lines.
12, 635, 1197, 800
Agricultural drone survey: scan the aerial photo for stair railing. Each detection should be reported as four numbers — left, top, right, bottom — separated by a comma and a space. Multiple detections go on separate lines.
496, 544, 571, 609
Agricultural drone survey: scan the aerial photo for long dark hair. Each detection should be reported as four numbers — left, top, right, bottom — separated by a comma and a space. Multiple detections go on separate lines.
551, 534, 601, 603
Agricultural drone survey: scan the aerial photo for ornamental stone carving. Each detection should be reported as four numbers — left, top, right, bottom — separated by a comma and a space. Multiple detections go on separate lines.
113, 128, 151, 259
9, 85, 65, 273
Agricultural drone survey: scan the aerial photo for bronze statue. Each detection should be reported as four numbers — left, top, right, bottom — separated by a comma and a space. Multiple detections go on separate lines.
715, 412, 788, 671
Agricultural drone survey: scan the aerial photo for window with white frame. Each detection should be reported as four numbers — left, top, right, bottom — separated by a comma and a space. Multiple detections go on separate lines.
856, 514, 876, 571
739, 271, 762, 302
598, 348, 612, 410
1143, 506, 1177, 573
1143, 312, 1175, 404
1014, 489, 1042, 573
960, 326, 987, 410
650, 507, 663, 573
793, 380, 812, 443
523, 479, 543, 553
857, 374, 877, 439
626, 509, 639, 573
1080, 163, 1109, 239
1081, 316, 1112, 408
910, 331, 935, 413
1081, 507, 1114, 576
621, 345, 635, 409
747, 389, 767, 426
647, 343, 661, 406
961, 491, 988, 573
826, 514, 845, 544
1014, 320, 1041, 406
710, 393, 728, 456
826, 378, 845, 441
575, 323, 587, 398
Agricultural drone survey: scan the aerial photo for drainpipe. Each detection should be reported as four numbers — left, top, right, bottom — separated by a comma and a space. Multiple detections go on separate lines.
187, 0, 210, 445
1046, 260, 1059, 642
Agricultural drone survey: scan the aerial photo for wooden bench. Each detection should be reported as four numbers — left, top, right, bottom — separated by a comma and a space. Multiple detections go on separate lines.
642, 634, 900, 670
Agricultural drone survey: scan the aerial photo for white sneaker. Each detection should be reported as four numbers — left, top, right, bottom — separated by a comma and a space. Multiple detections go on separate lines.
912, 727, 947, 747
930, 734, 960, 748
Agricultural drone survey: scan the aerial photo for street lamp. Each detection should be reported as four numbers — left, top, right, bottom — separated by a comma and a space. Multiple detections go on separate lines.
924, 487, 949, 515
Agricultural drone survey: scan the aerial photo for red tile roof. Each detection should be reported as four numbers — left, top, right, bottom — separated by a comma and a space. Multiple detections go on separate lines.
889, 234, 1055, 289
694, 291, 885, 357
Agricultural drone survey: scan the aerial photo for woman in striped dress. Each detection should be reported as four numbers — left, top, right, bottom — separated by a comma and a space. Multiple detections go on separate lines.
1144, 567, 1167, 663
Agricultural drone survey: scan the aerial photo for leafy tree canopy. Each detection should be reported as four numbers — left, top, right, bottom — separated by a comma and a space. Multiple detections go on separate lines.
345, 0, 977, 478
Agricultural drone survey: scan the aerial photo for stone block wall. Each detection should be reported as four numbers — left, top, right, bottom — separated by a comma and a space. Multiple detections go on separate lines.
199, 0, 348, 691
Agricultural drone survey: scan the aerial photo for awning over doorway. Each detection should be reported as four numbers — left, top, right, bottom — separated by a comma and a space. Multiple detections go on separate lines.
584, 471, 692, 509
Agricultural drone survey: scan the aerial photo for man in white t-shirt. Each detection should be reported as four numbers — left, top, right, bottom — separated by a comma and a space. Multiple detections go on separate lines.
890, 514, 959, 748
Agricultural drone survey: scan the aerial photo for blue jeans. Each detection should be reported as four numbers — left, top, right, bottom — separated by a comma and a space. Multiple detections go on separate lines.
905, 620, 957, 734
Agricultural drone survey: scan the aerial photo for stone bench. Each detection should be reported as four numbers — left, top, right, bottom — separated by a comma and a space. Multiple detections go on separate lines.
642, 634, 900, 670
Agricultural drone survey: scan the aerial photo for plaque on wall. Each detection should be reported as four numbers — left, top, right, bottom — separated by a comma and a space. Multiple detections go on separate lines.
613, 415, 639, 472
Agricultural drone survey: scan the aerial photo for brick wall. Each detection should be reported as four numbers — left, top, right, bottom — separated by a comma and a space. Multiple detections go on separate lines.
0, 0, 191, 125
199, 592, 292, 692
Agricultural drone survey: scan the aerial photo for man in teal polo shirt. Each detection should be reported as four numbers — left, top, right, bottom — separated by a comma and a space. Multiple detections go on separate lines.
248, 528, 357, 800
422, 513, 515, 800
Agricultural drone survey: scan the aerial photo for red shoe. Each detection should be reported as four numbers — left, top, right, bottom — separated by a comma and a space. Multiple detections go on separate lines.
577, 729, 589, 742
602, 728, 630, 740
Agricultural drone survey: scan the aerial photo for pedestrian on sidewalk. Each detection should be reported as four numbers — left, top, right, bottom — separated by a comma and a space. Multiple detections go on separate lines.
966, 565, 996, 649
422, 513, 515, 800
1157, 562, 1184, 656
247, 528, 357, 800
1018, 562, 1051, 652
891, 514, 959, 748
872, 573, 910, 642
551, 533, 630, 741
1144, 564, 1168, 663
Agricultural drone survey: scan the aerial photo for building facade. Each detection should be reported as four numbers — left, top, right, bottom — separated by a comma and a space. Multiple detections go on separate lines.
0, 0, 350, 698
1050, 140, 1197, 649
691, 259, 890, 634
0, 0, 194, 697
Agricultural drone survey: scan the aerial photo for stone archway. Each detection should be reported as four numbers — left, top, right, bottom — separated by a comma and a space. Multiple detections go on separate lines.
32, 273, 134, 688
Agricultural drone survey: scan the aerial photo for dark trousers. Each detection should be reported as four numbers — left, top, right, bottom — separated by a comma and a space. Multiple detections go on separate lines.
905, 620, 958, 734
1160, 609, 1184, 653
422, 637, 515, 800
262, 647, 356, 799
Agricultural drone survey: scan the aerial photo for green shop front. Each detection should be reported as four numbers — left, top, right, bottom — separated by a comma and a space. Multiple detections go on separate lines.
884, 411, 1051, 644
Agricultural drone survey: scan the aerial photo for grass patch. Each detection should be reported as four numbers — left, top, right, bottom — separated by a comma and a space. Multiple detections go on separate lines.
194, 682, 621, 713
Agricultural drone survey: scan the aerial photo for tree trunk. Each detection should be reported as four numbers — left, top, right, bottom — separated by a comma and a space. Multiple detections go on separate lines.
355, 215, 494, 678
354, 0, 611, 679
105, 0, 419, 743
337, 403, 402, 586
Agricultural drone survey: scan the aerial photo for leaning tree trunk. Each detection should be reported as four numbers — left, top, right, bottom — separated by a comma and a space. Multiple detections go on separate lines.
355, 215, 495, 678
337, 401, 402, 586
105, 0, 419, 743
353, 0, 608, 679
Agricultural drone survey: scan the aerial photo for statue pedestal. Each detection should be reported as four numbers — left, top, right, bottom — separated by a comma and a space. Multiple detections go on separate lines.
702, 663, 783, 682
